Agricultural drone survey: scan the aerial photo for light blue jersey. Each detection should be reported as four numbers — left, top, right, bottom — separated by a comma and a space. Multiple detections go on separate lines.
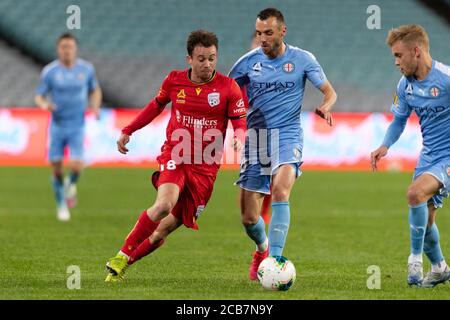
37, 58, 98, 162
229, 44, 327, 193
392, 60, 450, 168
392, 60, 450, 207
230, 43, 328, 260
229, 44, 326, 140
36, 58, 98, 127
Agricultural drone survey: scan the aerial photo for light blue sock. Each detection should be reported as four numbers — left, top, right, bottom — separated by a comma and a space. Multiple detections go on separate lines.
409, 202, 428, 255
69, 171, 80, 184
269, 201, 290, 257
52, 175, 65, 207
244, 216, 267, 249
424, 223, 444, 265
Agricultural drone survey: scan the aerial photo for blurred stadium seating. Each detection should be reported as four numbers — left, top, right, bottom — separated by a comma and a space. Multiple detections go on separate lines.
0, 41, 41, 106
0, 0, 449, 110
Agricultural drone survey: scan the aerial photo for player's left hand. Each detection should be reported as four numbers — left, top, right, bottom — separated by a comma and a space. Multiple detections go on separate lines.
315, 107, 333, 126
232, 137, 243, 153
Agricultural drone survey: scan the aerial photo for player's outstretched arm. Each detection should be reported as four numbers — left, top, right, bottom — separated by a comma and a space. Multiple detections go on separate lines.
117, 99, 166, 155
370, 114, 408, 171
122, 99, 166, 135
315, 80, 337, 126
120, 72, 172, 137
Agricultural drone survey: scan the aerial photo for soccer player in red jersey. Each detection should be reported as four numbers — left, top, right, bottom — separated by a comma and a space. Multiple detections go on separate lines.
105, 30, 246, 282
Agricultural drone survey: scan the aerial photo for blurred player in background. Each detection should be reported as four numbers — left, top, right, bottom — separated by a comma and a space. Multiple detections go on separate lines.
229, 8, 337, 280
105, 30, 246, 282
371, 24, 450, 288
35, 33, 102, 221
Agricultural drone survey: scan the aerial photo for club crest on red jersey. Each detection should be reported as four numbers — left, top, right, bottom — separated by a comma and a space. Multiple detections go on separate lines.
176, 89, 186, 104
208, 92, 220, 107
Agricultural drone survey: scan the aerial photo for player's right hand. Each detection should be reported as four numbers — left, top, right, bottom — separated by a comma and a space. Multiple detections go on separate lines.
117, 133, 130, 154
370, 146, 388, 172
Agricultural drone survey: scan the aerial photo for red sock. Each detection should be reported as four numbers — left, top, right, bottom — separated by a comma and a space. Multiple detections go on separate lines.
129, 238, 164, 264
120, 210, 159, 256
261, 194, 272, 223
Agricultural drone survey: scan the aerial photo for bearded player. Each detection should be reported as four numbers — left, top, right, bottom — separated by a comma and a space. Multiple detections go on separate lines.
371, 24, 450, 288
229, 8, 337, 280
105, 30, 246, 282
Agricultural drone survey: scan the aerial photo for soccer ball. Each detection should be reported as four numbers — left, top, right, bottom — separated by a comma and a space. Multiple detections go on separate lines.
257, 256, 296, 291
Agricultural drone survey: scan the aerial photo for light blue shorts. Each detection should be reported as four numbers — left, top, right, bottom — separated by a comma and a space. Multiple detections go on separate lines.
235, 131, 303, 194
48, 124, 85, 162
413, 159, 450, 208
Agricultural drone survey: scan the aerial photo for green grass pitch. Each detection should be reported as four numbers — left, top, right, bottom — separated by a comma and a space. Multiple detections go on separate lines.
1, 167, 450, 299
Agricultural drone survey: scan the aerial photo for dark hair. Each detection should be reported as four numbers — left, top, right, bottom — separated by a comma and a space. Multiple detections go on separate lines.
57, 32, 78, 44
186, 30, 218, 56
257, 7, 285, 24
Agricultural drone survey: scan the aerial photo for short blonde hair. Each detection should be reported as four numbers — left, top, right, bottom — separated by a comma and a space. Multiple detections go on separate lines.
386, 24, 429, 49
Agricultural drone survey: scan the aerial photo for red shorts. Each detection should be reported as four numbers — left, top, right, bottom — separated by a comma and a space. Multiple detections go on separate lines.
151, 163, 217, 230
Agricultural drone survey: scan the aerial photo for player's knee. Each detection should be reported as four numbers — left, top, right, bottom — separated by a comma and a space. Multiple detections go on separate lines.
51, 163, 63, 176
271, 187, 290, 202
53, 170, 63, 178
52, 168, 64, 183
70, 167, 82, 175
241, 211, 259, 225
407, 185, 426, 205
150, 230, 166, 243
152, 201, 174, 217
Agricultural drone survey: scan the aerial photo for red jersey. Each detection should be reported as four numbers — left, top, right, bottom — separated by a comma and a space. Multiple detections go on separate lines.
123, 69, 246, 175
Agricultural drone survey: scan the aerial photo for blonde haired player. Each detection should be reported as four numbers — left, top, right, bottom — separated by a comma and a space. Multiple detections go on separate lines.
371, 24, 450, 287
